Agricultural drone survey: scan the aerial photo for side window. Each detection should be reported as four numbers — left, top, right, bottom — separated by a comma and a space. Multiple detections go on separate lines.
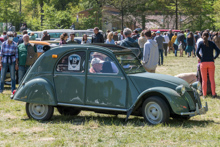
57, 51, 86, 72
88, 52, 119, 74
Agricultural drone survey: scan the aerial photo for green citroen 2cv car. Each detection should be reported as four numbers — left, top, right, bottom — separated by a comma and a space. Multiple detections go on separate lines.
12, 44, 208, 125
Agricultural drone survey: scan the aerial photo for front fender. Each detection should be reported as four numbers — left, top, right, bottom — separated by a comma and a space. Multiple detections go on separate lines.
131, 87, 190, 115
13, 78, 57, 106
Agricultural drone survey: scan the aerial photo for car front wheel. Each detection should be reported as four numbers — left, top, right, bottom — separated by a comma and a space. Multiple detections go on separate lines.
57, 106, 81, 116
26, 103, 54, 120
142, 96, 170, 125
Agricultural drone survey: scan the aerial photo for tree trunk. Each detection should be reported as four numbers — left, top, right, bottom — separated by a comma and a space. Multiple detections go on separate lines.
121, 9, 124, 30
175, 0, 178, 29
40, 2, 44, 27
142, 14, 145, 30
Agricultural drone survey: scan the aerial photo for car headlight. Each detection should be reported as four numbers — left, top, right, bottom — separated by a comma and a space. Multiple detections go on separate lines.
191, 81, 201, 90
176, 85, 186, 95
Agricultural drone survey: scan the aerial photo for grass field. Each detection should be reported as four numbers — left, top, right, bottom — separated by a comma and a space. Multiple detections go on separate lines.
1, 53, 220, 146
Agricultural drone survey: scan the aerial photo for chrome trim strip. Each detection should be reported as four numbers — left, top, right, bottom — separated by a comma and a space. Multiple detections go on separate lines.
57, 103, 127, 112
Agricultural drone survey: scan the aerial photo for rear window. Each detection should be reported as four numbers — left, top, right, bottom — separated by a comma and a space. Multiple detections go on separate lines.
116, 54, 145, 74
48, 33, 63, 38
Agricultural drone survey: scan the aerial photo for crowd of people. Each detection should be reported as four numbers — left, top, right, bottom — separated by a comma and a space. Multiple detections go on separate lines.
0, 26, 220, 98
0, 31, 37, 98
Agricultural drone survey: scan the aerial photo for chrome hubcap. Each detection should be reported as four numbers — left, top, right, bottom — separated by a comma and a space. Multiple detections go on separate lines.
145, 102, 163, 124
29, 103, 48, 119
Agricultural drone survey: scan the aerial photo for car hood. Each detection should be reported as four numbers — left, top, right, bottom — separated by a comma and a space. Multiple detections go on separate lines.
128, 72, 190, 93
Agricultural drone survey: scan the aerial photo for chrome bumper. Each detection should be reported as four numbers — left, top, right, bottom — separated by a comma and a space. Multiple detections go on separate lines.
180, 102, 208, 116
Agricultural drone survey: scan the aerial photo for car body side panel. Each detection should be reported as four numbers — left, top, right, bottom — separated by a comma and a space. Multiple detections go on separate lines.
54, 74, 85, 104
14, 78, 57, 105
132, 87, 190, 115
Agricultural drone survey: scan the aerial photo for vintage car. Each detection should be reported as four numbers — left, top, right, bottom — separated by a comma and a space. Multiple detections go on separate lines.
12, 44, 208, 125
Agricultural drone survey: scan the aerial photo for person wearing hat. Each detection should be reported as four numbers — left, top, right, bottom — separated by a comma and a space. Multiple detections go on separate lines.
17, 34, 37, 83
154, 30, 165, 65
67, 33, 78, 44
0, 32, 18, 94
89, 58, 104, 73
41, 31, 50, 41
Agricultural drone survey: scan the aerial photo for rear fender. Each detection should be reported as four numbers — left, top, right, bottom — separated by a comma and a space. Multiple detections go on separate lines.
13, 78, 57, 105
131, 87, 190, 115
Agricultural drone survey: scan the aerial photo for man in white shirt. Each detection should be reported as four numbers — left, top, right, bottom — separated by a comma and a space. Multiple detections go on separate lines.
142, 29, 159, 73
163, 32, 170, 56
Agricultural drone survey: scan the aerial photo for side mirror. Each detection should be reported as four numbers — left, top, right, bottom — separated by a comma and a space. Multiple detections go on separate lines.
43, 45, 50, 52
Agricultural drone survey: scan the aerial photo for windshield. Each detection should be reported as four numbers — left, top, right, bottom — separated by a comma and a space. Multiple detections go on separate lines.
116, 54, 146, 74
49, 33, 63, 38
75, 32, 93, 37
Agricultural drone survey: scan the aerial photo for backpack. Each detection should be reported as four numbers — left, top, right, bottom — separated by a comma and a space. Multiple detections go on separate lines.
26, 44, 37, 66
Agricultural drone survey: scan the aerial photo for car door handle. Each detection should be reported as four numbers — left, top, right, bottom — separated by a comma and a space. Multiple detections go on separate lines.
121, 77, 125, 80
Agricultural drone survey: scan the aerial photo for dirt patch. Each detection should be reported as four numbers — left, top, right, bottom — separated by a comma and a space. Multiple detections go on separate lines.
3, 113, 17, 119
38, 137, 55, 141
29, 127, 45, 133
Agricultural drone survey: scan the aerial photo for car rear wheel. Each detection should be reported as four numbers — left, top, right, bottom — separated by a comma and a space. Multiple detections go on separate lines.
57, 106, 81, 116
26, 103, 54, 120
142, 97, 170, 125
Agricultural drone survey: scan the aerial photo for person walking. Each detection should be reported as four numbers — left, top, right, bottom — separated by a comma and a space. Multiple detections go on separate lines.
196, 32, 220, 98
17, 30, 28, 45
177, 31, 186, 53
163, 32, 170, 56
212, 32, 220, 49
138, 31, 147, 58
105, 32, 115, 44
119, 28, 140, 48
168, 29, 173, 53
91, 27, 104, 43
0, 32, 18, 95
41, 31, 50, 41
113, 32, 119, 41
154, 31, 165, 65
59, 33, 68, 45
171, 32, 178, 57
185, 32, 195, 57
29, 32, 36, 40
13, 32, 19, 43
67, 33, 78, 44
142, 29, 159, 73
118, 30, 124, 41
131, 30, 140, 41
81, 34, 90, 44
18, 34, 37, 83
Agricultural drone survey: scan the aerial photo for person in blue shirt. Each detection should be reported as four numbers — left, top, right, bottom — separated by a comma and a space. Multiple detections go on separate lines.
105, 32, 115, 44
13, 32, 19, 43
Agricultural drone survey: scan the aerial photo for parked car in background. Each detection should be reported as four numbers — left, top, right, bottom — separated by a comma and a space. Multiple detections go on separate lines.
28, 31, 42, 41
29, 41, 58, 57
13, 44, 208, 125
42, 29, 103, 43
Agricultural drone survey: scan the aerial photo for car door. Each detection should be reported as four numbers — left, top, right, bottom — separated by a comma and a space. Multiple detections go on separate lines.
54, 50, 86, 104
85, 51, 127, 108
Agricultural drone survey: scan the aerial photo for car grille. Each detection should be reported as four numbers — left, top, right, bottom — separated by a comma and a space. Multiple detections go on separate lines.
187, 90, 201, 108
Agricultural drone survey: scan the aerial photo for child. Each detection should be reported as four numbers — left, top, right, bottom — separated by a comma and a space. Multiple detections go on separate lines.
178, 41, 183, 57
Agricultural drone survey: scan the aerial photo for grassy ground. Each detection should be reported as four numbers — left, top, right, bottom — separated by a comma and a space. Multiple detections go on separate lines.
1, 53, 220, 146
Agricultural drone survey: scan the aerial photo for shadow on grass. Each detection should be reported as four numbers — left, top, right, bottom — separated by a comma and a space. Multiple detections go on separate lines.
22, 113, 216, 128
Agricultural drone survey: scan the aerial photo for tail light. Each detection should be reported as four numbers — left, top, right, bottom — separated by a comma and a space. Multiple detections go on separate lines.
13, 90, 16, 95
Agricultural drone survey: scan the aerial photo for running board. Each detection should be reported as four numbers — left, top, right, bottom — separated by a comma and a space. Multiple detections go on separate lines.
57, 103, 127, 112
